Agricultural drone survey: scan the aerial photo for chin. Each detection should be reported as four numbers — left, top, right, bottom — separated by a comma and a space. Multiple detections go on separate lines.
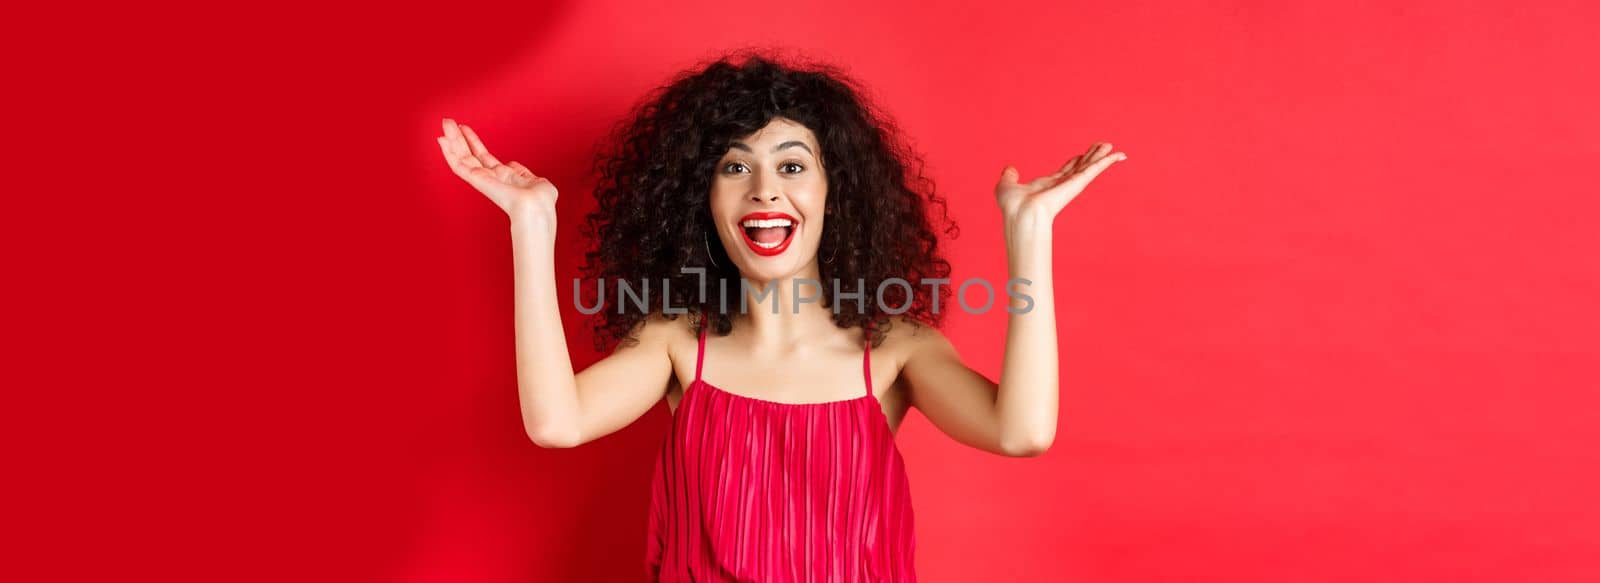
731, 249, 817, 283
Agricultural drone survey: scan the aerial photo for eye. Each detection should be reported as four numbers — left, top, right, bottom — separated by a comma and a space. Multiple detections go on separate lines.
780, 162, 805, 174
722, 161, 749, 174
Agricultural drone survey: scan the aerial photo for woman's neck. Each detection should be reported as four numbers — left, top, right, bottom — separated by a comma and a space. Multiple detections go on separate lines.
733, 260, 839, 349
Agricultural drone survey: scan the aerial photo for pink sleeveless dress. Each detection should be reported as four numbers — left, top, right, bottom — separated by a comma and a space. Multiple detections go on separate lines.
645, 321, 917, 582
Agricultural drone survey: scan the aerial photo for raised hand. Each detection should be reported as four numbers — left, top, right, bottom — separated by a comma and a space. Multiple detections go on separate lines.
995, 142, 1127, 224
436, 118, 559, 220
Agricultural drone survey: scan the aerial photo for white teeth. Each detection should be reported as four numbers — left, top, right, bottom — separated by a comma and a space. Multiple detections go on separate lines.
753, 240, 781, 249
740, 218, 794, 228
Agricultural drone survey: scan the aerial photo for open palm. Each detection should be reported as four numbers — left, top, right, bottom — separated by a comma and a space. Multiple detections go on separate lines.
995, 142, 1127, 222
436, 118, 558, 218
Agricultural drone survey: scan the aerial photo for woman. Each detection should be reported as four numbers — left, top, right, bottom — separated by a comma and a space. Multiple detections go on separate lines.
436, 52, 1126, 582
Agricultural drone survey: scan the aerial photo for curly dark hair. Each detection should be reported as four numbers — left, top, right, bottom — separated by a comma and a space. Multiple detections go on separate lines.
579, 49, 958, 352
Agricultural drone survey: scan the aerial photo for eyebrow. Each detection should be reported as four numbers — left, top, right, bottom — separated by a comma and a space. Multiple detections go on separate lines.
729, 140, 815, 156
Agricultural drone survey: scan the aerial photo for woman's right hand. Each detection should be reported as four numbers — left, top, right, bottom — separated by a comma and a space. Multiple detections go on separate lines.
436, 118, 559, 221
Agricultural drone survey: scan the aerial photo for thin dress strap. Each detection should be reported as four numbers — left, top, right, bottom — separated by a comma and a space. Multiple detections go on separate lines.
862, 322, 873, 398
694, 319, 708, 383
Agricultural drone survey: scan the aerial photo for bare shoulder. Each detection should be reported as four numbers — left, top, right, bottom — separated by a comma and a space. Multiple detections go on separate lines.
876, 315, 953, 363
618, 311, 700, 354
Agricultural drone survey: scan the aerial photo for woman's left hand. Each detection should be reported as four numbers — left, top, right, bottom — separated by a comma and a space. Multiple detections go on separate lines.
995, 142, 1128, 226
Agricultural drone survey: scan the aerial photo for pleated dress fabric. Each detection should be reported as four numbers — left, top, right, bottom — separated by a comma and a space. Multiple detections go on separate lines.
645, 322, 916, 582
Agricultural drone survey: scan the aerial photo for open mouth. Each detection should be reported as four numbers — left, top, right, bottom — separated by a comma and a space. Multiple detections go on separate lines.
737, 211, 797, 257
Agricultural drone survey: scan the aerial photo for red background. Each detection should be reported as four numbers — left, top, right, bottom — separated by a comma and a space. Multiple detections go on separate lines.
10, 0, 1599, 581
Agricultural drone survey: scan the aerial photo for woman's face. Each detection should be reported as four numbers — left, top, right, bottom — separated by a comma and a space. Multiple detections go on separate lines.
709, 117, 828, 282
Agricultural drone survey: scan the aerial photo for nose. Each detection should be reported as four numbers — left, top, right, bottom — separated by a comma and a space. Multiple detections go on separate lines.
750, 172, 782, 203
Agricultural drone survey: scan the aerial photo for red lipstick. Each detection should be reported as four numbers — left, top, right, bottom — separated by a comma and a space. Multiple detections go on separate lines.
736, 211, 798, 257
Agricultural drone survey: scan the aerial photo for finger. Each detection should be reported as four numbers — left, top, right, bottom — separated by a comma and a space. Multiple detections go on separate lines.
1063, 143, 1111, 181
442, 118, 474, 160
455, 148, 484, 169
438, 137, 468, 174
437, 136, 453, 164
1063, 149, 1127, 187
1049, 155, 1084, 180
1087, 141, 1105, 158
459, 124, 503, 167
999, 165, 1020, 187
440, 137, 489, 183
1086, 142, 1112, 166
438, 136, 483, 175
442, 118, 464, 155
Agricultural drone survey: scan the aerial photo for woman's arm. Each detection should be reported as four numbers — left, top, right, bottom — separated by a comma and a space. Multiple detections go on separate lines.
439, 118, 672, 448
900, 142, 1127, 457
